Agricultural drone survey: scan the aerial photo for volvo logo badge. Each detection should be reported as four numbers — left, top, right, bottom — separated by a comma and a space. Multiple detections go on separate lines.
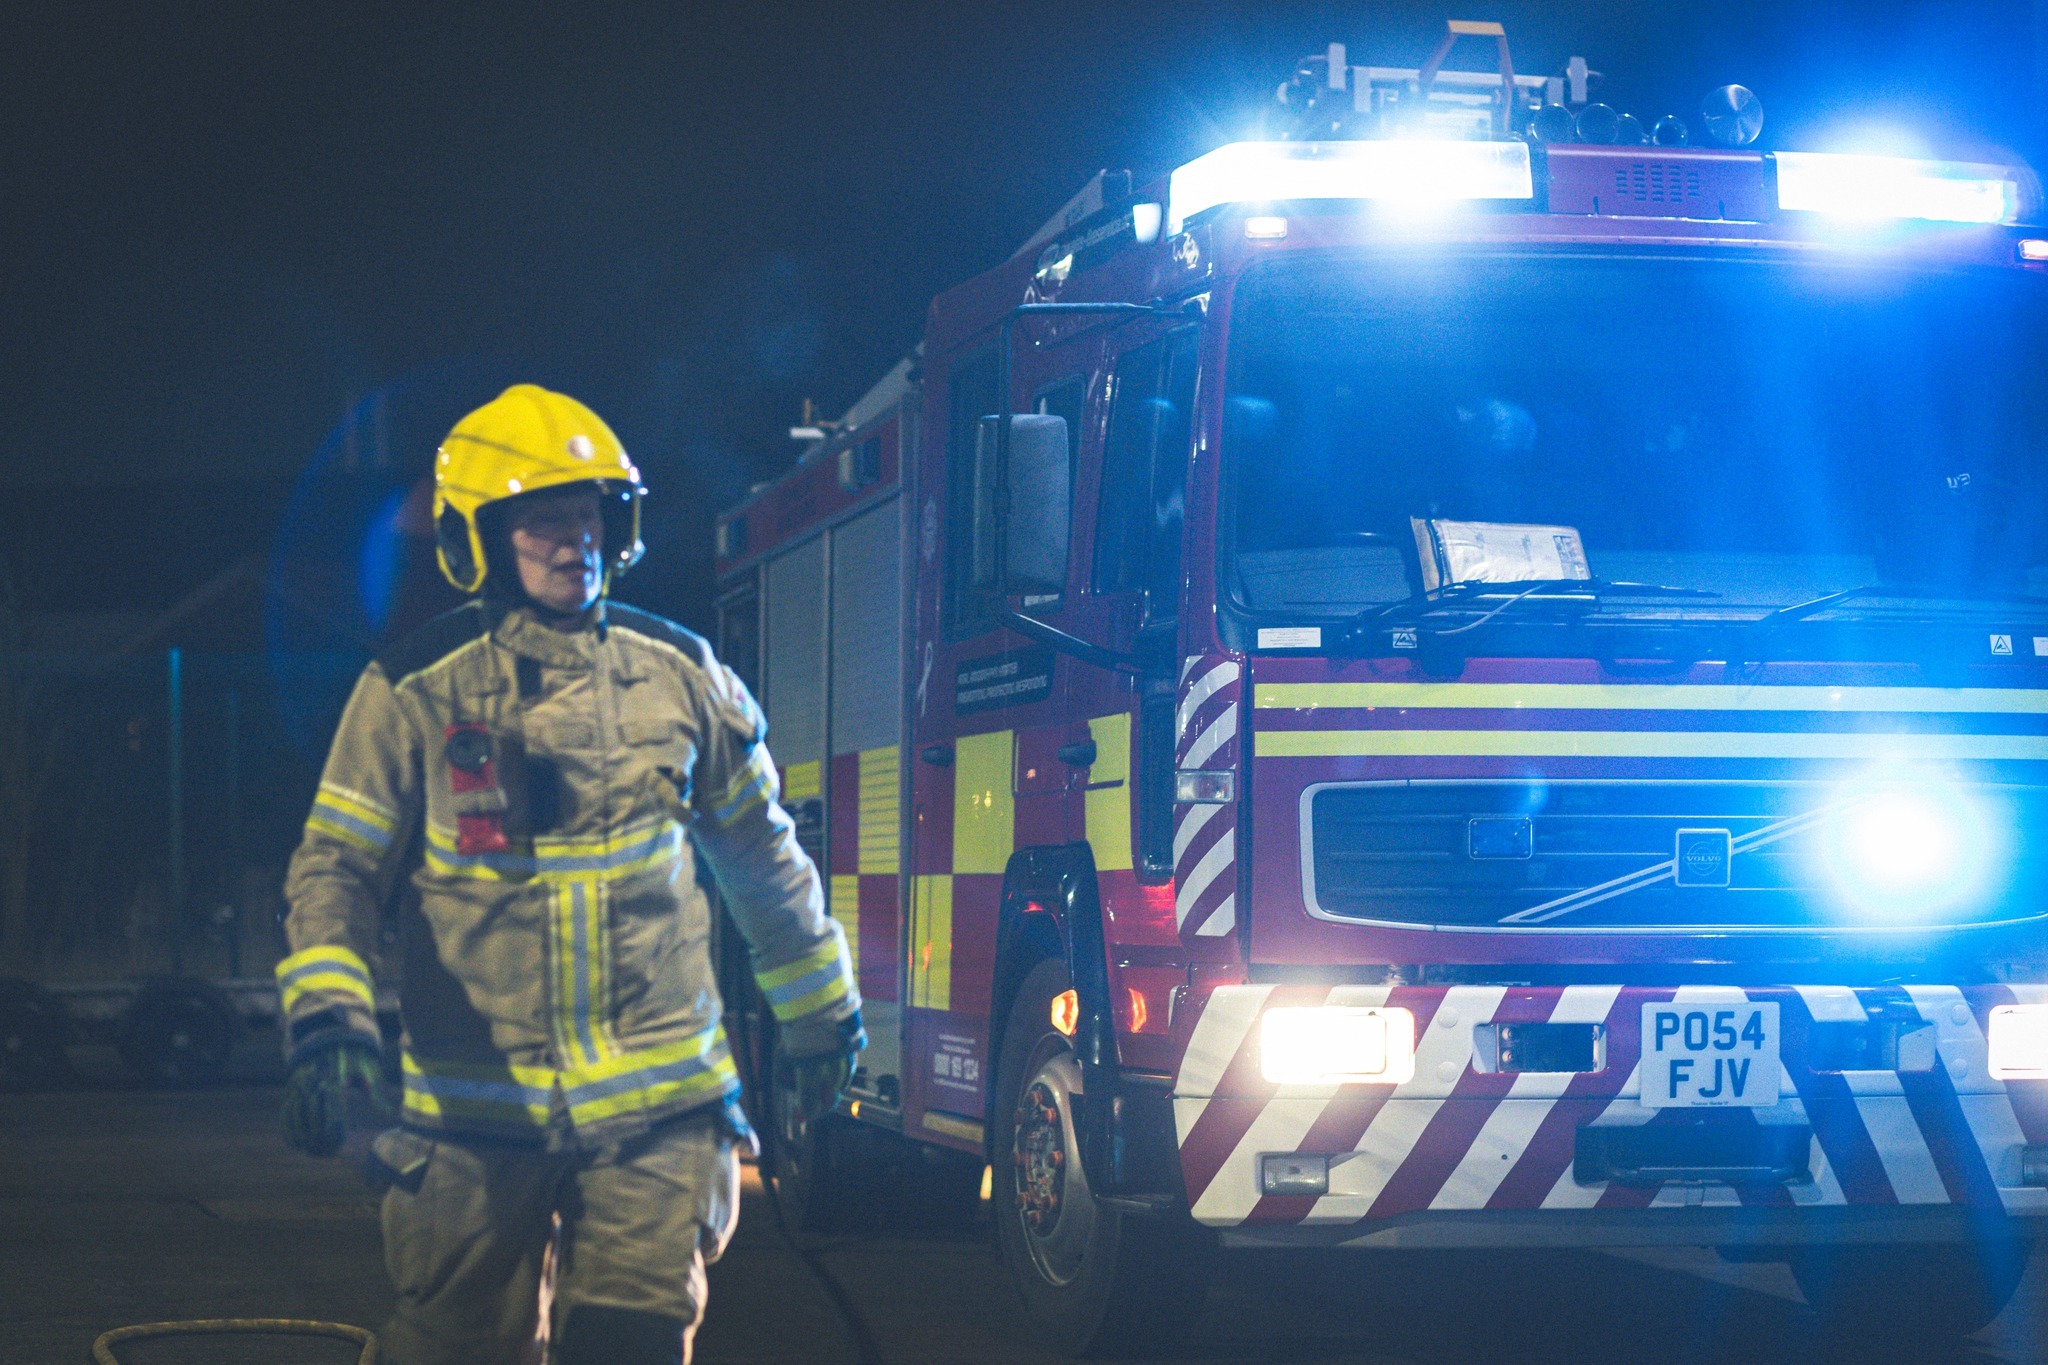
1673, 828, 1733, 887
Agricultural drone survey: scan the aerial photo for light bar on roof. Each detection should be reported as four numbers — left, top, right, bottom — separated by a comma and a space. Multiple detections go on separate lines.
1773, 151, 2022, 225
1166, 139, 1534, 234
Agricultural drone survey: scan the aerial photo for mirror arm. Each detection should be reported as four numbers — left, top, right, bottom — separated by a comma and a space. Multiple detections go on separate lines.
1000, 609, 1144, 676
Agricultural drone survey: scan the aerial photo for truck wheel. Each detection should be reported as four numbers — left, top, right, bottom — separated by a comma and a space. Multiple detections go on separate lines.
765, 1025, 869, 1234
1790, 1238, 2030, 1340
992, 958, 1210, 1357
118, 980, 237, 1088
0, 979, 70, 1091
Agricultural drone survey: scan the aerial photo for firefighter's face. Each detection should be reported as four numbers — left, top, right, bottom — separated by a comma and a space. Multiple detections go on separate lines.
506, 488, 604, 614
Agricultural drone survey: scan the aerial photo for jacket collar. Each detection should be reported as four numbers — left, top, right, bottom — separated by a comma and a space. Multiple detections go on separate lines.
488, 601, 600, 669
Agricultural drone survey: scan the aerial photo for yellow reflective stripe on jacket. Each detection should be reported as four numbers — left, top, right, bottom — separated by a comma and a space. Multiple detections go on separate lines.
756, 936, 852, 1022
551, 878, 617, 1068
561, 1029, 738, 1126
305, 782, 399, 856
400, 1052, 555, 1129
702, 748, 774, 826
399, 1028, 736, 1131
421, 817, 684, 881
275, 944, 376, 1013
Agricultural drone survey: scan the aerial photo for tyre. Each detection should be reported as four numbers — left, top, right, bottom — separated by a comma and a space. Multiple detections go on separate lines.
118, 980, 237, 1087
0, 978, 70, 1091
992, 958, 1211, 1357
1790, 1238, 2031, 1341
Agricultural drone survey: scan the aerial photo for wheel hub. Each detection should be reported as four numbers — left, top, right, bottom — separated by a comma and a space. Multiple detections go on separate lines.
1013, 1079, 1066, 1234
1007, 1044, 1097, 1288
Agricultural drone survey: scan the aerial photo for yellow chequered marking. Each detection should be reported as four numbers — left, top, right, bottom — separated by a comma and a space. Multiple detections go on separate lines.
911, 875, 953, 1011
1252, 681, 2048, 714
951, 731, 1013, 875
1255, 729, 2048, 762
1083, 712, 1133, 873
783, 758, 822, 803
830, 874, 861, 972
275, 944, 376, 1013
857, 746, 900, 874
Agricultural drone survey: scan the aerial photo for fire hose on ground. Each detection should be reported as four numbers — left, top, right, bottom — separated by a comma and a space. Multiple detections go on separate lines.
89, 1318, 378, 1363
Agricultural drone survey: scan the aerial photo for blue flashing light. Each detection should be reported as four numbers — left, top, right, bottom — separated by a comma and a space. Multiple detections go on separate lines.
1773, 151, 2021, 225
1166, 140, 1534, 235
1818, 782, 2002, 919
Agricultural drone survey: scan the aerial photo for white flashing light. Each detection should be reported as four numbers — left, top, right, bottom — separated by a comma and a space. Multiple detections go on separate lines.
1243, 214, 1290, 240
1259, 1006, 1416, 1085
1988, 1005, 2048, 1081
1166, 140, 1534, 234
1774, 151, 2021, 225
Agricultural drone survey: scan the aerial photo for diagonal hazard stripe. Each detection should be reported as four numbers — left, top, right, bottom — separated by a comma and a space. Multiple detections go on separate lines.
1178, 986, 1325, 1207
1496, 986, 1672, 1210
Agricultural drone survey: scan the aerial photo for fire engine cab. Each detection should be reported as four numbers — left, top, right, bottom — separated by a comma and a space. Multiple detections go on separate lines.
713, 21, 2048, 1353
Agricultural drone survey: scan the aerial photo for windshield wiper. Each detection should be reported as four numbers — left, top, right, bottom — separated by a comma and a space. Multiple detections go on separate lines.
1331, 578, 1718, 649
1756, 582, 2048, 625
1730, 582, 2048, 665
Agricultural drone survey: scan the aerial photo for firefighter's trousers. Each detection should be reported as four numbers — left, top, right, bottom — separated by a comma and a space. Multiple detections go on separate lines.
372, 1108, 740, 1365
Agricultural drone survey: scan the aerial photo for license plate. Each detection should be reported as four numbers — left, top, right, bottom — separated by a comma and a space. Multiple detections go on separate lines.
1640, 1002, 1780, 1108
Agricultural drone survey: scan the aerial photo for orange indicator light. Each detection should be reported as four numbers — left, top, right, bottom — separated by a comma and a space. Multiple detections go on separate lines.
1050, 988, 1080, 1037
1125, 985, 1149, 1034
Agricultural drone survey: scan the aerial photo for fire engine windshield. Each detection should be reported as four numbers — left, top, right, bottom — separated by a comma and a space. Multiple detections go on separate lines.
1223, 253, 2048, 626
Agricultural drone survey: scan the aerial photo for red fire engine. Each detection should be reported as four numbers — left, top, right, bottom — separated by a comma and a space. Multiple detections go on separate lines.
713, 21, 2048, 1352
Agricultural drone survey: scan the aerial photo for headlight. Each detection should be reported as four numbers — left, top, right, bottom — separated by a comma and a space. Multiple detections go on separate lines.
1259, 1006, 1415, 1085
1988, 1005, 2048, 1081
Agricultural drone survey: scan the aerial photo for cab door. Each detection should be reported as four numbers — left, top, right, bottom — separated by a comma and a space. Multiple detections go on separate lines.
1066, 326, 1207, 1066
902, 337, 1097, 1148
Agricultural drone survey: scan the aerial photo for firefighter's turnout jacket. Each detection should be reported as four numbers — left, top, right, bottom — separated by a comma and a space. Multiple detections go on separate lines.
278, 598, 856, 1141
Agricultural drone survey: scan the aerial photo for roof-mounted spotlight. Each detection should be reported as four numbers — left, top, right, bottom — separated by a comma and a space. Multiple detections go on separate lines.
1700, 84, 1764, 147
1651, 115, 1690, 147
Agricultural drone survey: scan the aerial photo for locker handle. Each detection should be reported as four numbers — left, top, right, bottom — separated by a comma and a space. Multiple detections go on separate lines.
919, 744, 955, 767
1056, 740, 1097, 768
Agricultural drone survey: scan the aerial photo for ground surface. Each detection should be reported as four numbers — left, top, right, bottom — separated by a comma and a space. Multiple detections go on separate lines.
3, 1045, 2044, 1364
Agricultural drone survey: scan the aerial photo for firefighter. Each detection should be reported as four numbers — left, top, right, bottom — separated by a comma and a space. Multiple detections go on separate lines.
274, 384, 862, 1365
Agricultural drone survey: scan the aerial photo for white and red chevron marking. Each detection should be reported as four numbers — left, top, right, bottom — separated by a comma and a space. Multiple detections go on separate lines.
1174, 655, 1242, 939
1172, 982, 2048, 1227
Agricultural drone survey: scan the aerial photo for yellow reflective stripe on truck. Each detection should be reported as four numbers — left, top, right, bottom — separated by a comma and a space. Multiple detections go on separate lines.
1252, 681, 2048, 713
1256, 729, 2048, 761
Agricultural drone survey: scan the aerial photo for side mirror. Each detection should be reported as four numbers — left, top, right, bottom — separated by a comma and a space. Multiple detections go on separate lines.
977, 413, 1070, 595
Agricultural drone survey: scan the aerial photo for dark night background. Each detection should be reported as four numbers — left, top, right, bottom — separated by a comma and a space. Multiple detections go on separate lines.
11, 0, 2048, 642
10, 2, 2048, 981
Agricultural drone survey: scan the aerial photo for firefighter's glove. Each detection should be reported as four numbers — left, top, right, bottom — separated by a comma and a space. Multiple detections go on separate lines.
281, 1041, 387, 1158
778, 1009, 866, 1127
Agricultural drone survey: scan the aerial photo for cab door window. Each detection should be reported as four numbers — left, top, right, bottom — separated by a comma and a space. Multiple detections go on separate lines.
1093, 329, 1199, 622
944, 353, 1001, 638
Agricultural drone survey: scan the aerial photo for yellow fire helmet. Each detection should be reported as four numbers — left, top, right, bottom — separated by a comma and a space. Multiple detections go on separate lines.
432, 384, 646, 595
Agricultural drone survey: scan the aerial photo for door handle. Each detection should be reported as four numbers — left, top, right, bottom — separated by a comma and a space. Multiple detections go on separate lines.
1056, 740, 1097, 767
920, 744, 955, 767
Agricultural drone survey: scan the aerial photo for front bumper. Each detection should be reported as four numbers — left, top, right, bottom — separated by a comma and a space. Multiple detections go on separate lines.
1172, 983, 2048, 1239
